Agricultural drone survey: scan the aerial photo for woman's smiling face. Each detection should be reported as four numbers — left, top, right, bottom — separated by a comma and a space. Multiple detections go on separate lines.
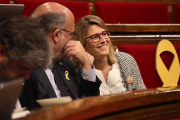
85, 25, 110, 58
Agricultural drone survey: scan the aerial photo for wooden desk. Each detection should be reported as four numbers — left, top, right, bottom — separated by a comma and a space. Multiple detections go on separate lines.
106, 24, 180, 45
18, 86, 180, 120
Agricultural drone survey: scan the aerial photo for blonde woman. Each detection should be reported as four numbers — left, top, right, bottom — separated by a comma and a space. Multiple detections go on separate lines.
74, 15, 146, 95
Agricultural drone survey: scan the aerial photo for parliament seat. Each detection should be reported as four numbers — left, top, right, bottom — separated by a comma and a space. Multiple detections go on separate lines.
173, 3, 180, 23
14, 0, 90, 22
94, 2, 169, 24
118, 44, 180, 88
0, 0, 9, 3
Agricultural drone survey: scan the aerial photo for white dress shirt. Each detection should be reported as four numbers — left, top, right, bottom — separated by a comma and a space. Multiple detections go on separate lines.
95, 63, 126, 95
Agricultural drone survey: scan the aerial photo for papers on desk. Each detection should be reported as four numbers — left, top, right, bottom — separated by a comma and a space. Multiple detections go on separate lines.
36, 96, 72, 107
12, 97, 72, 119
12, 107, 30, 119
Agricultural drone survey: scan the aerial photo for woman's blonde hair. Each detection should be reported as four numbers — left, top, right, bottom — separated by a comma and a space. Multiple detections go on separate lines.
74, 15, 116, 67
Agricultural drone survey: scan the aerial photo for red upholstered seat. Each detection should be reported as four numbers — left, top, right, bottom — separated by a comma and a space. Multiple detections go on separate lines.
58, 1, 90, 22
118, 44, 180, 88
95, 2, 169, 24
173, 3, 180, 23
14, 0, 90, 22
0, 0, 9, 3
14, 0, 42, 17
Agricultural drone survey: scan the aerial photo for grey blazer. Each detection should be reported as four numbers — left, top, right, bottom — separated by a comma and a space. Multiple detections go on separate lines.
116, 52, 146, 91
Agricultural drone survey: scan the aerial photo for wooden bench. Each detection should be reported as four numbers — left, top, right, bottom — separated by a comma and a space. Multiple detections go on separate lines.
17, 86, 180, 120
17, 24, 180, 120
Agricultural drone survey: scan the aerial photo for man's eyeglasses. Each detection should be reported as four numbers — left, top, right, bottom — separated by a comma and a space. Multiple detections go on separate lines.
85, 30, 110, 43
60, 28, 77, 40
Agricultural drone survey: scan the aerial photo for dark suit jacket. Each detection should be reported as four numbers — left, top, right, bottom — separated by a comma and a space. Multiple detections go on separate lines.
20, 57, 101, 110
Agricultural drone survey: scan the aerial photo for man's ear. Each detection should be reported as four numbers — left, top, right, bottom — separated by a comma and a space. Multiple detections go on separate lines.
52, 29, 61, 44
0, 45, 6, 62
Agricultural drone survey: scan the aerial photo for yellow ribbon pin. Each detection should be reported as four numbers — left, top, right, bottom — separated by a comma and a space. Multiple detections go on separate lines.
127, 76, 134, 84
65, 71, 70, 80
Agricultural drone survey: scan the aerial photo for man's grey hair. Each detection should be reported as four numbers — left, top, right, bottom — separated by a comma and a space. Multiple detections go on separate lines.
30, 12, 67, 35
0, 17, 53, 69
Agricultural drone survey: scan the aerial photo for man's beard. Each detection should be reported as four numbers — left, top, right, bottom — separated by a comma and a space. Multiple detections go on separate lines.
53, 47, 63, 62
53, 39, 68, 61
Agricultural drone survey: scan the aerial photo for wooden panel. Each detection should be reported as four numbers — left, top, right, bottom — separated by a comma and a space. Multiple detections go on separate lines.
95, 102, 180, 120
18, 86, 180, 120
106, 24, 180, 33
105, 24, 180, 45
111, 36, 180, 45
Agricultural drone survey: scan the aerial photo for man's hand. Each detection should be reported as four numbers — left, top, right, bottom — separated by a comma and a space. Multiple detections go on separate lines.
87, 52, 94, 64
63, 40, 92, 70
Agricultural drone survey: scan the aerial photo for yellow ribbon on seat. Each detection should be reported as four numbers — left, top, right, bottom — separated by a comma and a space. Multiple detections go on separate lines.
156, 39, 180, 87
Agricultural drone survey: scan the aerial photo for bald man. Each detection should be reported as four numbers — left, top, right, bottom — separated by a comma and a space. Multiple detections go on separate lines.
20, 2, 101, 110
